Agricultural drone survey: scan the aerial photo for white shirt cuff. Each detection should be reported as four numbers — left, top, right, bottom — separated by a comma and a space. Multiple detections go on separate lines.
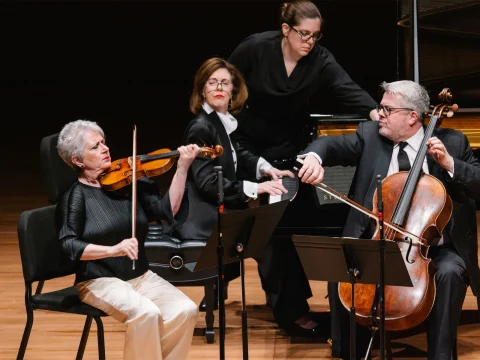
297, 152, 323, 165
256, 157, 273, 180
446, 159, 454, 178
243, 181, 258, 199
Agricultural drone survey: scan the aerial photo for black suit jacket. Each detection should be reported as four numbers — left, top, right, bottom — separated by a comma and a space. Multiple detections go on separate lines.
304, 121, 480, 295
174, 109, 259, 240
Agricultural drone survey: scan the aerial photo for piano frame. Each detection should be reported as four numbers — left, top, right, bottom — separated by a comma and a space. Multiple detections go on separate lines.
314, 111, 480, 149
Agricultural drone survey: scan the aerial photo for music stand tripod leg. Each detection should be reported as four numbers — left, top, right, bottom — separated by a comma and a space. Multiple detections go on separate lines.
237, 243, 249, 360
365, 285, 380, 360
343, 245, 360, 360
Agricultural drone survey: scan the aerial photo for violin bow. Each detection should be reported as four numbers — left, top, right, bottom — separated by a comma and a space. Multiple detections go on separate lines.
131, 125, 137, 270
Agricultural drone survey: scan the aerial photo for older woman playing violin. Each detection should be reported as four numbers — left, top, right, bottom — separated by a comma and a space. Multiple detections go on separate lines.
56, 119, 200, 360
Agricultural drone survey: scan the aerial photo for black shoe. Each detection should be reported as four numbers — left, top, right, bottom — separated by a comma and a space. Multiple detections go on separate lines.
199, 284, 228, 312
283, 323, 323, 338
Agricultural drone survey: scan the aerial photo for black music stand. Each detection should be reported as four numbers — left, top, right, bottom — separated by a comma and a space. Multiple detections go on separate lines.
194, 200, 291, 360
292, 235, 413, 360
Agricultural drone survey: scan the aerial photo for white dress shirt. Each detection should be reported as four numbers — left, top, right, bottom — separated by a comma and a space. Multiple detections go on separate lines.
387, 127, 429, 176
202, 103, 272, 198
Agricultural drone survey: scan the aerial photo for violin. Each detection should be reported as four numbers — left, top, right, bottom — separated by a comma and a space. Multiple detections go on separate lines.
100, 145, 224, 191
311, 88, 458, 332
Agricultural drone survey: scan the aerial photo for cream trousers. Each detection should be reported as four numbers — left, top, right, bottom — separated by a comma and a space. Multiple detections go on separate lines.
77, 270, 198, 360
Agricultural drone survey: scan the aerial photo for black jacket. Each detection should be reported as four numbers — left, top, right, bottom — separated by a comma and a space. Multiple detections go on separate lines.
174, 109, 259, 240
229, 30, 377, 160
304, 121, 480, 295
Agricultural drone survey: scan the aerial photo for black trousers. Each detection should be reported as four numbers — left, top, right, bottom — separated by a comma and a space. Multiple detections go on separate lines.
255, 232, 312, 327
250, 158, 315, 327
329, 243, 468, 360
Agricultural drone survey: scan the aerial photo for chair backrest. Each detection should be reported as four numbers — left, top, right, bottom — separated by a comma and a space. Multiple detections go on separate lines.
40, 133, 77, 204
17, 205, 77, 284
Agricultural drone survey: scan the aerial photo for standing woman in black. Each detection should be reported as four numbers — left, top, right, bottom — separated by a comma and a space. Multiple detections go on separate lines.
228, 0, 379, 336
229, 0, 378, 161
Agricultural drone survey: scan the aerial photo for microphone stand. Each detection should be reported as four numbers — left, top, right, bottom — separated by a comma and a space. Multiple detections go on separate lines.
214, 166, 226, 360
377, 175, 386, 360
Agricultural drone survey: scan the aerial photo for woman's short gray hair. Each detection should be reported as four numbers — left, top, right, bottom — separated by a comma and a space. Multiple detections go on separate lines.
380, 80, 430, 121
57, 120, 105, 169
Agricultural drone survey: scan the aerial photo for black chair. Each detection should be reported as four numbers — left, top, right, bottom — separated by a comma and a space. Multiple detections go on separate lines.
40, 133, 216, 343
145, 227, 217, 342
17, 205, 107, 360
40, 133, 78, 204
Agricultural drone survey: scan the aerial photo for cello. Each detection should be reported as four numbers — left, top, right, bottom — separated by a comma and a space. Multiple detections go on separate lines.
313, 88, 458, 331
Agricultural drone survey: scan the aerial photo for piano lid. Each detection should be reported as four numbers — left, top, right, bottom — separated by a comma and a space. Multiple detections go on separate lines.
398, 0, 480, 107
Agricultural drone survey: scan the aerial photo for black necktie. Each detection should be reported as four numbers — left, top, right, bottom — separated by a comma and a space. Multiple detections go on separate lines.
398, 142, 411, 172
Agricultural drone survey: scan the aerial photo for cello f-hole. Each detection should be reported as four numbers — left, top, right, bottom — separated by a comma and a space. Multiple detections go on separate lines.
405, 237, 415, 264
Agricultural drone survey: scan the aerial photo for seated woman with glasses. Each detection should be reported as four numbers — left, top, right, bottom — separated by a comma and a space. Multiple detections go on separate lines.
225, 0, 380, 338
175, 57, 322, 329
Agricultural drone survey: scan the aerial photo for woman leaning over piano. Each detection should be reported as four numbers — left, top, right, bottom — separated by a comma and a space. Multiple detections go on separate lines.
174, 58, 320, 331
224, 0, 380, 336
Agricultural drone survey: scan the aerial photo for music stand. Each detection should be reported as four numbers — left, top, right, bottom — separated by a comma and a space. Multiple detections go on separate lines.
194, 199, 290, 360
292, 235, 412, 360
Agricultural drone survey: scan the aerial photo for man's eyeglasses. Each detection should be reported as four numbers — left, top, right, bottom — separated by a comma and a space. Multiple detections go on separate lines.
206, 79, 232, 90
290, 26, 323, 42
376, 104, 414, 116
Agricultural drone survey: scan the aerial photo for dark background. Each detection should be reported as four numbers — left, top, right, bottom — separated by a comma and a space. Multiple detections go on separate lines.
1, 0, 398, 196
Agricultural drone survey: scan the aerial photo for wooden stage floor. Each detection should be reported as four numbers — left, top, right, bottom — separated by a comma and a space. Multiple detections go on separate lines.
1, 192, 479, 359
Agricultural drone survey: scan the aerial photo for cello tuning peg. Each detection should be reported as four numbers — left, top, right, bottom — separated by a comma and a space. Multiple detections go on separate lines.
446, 104, 459, 118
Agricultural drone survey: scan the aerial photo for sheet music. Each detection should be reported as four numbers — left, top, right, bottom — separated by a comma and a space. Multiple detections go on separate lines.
269, 176, 299, 204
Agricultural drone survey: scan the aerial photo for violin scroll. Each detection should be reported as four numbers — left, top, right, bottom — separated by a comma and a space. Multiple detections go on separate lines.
199, 145, 224, 159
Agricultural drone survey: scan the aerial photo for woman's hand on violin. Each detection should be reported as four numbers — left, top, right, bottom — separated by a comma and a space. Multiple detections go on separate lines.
298, 154, 324, 184
257, 180, 288, 196
111, 237, 138, 260
177, 144, 201, 174
427, 137, 454, 173
265, 167, 295, 181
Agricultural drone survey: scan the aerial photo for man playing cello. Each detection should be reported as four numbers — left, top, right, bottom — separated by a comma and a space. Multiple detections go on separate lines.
298, 80, 480, 360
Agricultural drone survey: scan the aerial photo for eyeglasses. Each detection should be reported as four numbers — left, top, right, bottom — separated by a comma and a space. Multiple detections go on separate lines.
376, 104, 414, 116
290, 26, 323, 42
205, 79, 233, 90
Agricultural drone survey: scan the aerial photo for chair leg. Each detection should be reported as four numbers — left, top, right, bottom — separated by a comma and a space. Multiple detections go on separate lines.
76, 316, 93, 360
16, 307, 34, 360
35, 280, 45, 295
93, 316, 106, 360
204, 279, 215, 344
477, 296, 480, 323
452, 335, 458, 360
385, 331, 393, 360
